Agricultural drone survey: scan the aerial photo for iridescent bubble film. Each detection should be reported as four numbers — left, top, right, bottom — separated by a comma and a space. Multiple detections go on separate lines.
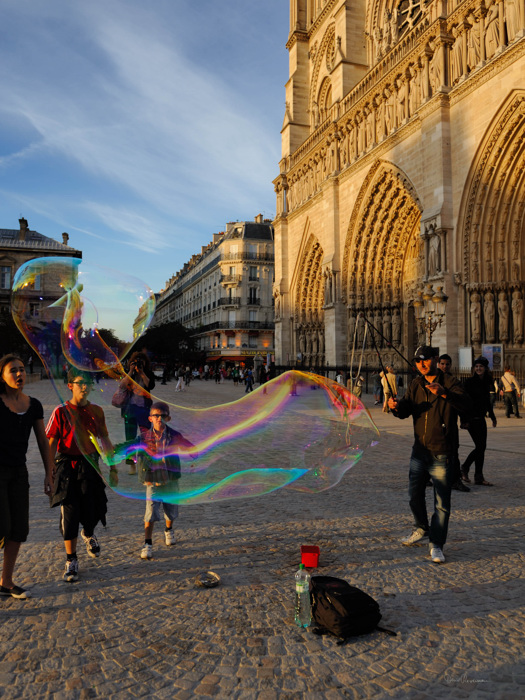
12, 257, 379, 504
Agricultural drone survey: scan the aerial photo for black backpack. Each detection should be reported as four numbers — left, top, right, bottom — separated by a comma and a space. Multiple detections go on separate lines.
309, 575, 396, 644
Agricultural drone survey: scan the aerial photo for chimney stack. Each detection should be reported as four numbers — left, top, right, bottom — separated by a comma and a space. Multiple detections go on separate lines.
255, 213, 263, 223
19, 218, 28, 241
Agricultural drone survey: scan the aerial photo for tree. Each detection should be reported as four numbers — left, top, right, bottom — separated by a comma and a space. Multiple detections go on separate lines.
0, 309, 33, 358
136, 321, 195, 363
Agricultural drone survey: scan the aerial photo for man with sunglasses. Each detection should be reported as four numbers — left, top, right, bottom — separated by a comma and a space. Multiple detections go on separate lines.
388, 346, 472, 564
46, 368, 117, 582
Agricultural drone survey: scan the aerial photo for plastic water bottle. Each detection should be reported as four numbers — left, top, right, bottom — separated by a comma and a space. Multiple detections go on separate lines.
294, 563, 311, 627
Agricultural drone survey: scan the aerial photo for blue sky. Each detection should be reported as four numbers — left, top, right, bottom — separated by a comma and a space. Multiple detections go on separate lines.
0, 0, 289, 293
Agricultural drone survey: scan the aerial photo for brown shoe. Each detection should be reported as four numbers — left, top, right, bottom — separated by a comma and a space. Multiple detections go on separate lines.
475, 479, 493, 486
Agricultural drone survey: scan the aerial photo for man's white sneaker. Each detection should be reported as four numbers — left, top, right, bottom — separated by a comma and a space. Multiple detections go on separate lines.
165, 529, 176, 546
140, 544, 153, 560
430, 547, 446, 563
401, 528, 429, 545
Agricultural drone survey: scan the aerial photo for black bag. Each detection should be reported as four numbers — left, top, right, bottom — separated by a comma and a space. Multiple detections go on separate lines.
309, 575, 396, 644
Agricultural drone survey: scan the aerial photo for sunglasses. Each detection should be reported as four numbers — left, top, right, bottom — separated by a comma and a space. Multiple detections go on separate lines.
150, 413, 169, 418
71, 381, 93, 387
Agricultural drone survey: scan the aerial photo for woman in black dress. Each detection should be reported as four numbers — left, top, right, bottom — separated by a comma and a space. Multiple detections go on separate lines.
461, 357, 497, 486
0, 354, 53, 598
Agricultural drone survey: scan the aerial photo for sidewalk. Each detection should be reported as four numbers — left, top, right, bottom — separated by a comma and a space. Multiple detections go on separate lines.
1, 376, 524, 699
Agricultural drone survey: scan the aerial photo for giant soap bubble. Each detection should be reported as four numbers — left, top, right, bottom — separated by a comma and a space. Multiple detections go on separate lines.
12, 257, 379, 504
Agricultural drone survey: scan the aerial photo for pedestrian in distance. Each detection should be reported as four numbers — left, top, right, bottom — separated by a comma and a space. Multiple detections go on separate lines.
437, 353, 470, 493
499, 365, 522, 418
0, 354, 54, 599
46, 368, 118, 583
388, 346, 472, 564
245, 369, 254, 393
138, 402, 194, 560
461, 357, 497, 486
118, 351, 156, 475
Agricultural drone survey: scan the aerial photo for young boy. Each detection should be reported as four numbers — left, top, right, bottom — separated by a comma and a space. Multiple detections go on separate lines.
46, 368, 118, 582
138, 402, 193, 560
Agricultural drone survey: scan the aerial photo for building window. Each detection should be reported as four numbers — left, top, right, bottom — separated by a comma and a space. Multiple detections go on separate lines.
1, 266, 12, 290
249, 266, 258, 281
249, 335, 257, 348
29, 303, 41, 318
229, 266, 236, 276
249, 310, 257, 322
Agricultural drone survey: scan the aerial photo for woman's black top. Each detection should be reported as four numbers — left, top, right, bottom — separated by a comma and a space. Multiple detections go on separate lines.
0, 396, 43, 469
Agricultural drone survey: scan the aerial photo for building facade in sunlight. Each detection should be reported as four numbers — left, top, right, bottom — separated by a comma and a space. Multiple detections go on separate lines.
273, 0, 525, 372
0, 218, 82, 316
154, 216, 275, 364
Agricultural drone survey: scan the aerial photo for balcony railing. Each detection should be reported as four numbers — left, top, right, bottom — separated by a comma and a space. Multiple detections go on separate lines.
190, 320, 275, 334
247, 298, 261, 305
218, 297, 241, 307
219, 274, 242, 285
222, 252, 274, 262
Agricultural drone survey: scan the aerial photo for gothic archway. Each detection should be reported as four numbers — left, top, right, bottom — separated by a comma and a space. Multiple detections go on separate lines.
458, 90, 525, 365
293, 232, 325, 366
342, 160, 423, 365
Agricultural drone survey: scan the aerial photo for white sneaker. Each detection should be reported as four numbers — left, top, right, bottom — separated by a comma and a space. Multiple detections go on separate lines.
430, 547, 446, 563
140, 544, 153, 560
164, 529, 176, 546
64, 558, 79, 582
401, 528, 429, 545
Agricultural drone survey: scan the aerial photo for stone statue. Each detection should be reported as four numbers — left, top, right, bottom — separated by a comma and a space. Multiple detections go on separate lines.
483, 291, 496, 342
392, 308, 402, 345
467, 13, 481, 69
505, 0, 520, 42
356, 313, 365, 347
299, 328, 306, 355
470, 291, 482, 342
428, 234, 441, 275
485, 2, 500, 59
311, 329, 318, 355
318, 330, 325, 356
498, 291, 509, 341
348, 312, 356, 346
511, 290, 524, 343
383, 308, 392, 345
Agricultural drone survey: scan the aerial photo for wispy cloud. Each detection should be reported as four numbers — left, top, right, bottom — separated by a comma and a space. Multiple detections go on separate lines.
0, 0, 287, 286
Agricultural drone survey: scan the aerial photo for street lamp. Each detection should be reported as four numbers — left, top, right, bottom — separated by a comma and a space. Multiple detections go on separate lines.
413, 284, 448, 345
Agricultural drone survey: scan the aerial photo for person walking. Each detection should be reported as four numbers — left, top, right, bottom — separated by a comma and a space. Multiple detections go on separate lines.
388, 346, 471, 564
499, 366, 522, 418
0, 354, 54, 599
47, 368, 117, 583
437, 354, 470, 493
381, 366, 397, 412
461, 357, 497, 486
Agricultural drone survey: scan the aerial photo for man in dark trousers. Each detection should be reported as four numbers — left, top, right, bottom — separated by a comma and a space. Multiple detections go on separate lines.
388, 346, 472, 564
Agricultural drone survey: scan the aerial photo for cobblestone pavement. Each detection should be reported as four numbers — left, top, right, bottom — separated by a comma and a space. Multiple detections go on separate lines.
1, 375, 524, 699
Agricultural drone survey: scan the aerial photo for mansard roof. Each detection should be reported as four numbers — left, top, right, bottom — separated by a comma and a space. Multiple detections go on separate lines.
0, 226, 81, 255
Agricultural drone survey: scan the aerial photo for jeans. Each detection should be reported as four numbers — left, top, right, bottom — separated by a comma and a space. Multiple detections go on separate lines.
462, 418, 487, 480
503, 390, 520, 418
408, 448, 451, 549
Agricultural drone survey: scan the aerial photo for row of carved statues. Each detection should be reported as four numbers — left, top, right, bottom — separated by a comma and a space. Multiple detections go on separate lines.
283, 0, 523, 215
297, 323, 326, 366
348, 307, 404, 349
469, 287, 524, 344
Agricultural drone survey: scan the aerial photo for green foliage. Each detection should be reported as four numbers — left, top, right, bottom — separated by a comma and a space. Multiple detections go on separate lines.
136, 321, 195, 362
0, 309, 32, 358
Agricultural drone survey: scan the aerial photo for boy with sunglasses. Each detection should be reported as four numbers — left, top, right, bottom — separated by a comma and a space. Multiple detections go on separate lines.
46, 368, 117, 582
138, 402, 193, 560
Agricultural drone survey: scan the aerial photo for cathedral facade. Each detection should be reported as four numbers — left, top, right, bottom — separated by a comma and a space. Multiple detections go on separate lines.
273, 0, 525, 372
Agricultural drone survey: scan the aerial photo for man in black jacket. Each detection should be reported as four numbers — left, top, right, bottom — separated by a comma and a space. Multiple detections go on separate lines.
388, 346, 472, 564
